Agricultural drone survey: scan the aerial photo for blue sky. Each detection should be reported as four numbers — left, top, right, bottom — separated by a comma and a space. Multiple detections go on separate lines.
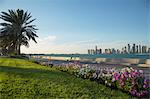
0, 0, 149, 54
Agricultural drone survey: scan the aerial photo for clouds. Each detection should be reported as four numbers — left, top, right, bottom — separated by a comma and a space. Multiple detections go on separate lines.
21, 35, 134, 54
21, 35, 93, 54
38, 35, 56, 44
21, 35, 57, 54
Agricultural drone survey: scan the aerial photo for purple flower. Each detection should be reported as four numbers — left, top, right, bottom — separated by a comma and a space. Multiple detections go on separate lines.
131, 91, 136, 96
136, 92, 142, 97
143, 90, 148, 94
143, 84, 148, 89
130, 89, 137, 96
144, 79, 148, 84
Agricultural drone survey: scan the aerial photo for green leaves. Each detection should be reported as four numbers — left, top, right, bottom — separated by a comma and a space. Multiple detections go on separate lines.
0, 58, 131, 98
0, 9, 38, 55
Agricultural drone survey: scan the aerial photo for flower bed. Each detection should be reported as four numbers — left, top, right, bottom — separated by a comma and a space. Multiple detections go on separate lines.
53, 63, 149, 98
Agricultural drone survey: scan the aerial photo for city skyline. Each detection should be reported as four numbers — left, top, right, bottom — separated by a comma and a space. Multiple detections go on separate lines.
0, 0, 149, 54
88, 44, 150, 55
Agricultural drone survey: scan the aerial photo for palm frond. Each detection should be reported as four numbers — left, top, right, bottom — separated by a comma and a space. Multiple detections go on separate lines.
0, 9, 38, 55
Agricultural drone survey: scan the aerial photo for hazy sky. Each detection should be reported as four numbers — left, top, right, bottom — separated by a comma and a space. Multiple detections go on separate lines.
0, 0, 149, 54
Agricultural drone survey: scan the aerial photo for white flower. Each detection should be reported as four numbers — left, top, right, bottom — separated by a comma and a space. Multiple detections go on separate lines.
112, 78, 115, 82
93, 73, 97, 78
139, 70, 143, 74
108, 83, 111, 86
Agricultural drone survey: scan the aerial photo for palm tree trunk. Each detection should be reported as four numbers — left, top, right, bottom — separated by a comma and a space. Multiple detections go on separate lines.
18, 44, 21, 55
14, 43, 20, 55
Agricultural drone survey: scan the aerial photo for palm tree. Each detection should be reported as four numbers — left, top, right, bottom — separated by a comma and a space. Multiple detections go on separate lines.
0, 9, 38, 55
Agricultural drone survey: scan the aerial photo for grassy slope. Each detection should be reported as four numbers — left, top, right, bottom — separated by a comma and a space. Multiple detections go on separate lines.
0, 58, 132, 98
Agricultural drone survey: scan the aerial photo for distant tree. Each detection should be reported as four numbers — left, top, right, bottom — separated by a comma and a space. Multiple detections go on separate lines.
0, 9, 38, 55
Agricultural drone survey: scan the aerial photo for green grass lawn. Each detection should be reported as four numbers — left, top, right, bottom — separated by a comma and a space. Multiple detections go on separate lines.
0, 58, 133, 98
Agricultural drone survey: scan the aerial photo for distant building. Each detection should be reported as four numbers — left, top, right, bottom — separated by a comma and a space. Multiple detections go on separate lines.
127, 44, 130, 54
136, 45, 138, 53
87, 44, 149, 54
148, 48, 150, 53
142, 46, 147, 53
95, 46, 98, 54
88, 49, 91, 54
99, 49, 102, 54
92, 49, 95, 55
116, 49, 120, 54
105, 49, 108, 54
88, 46, 103, 55
112, 48, 116, 54
132, 44, 136, 54
139, 45, 142, 53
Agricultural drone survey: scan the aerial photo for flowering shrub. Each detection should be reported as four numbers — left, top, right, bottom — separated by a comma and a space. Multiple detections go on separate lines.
117, 67, 149, 97
53, 62, 83, 74
54, 63, 149, 98
76, 66, 95, 79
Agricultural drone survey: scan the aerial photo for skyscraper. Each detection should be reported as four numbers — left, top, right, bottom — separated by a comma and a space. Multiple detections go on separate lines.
124, 46, 127, 54
88, 49, 91, 54
139, 45, 141, 53
148, 48, 150, 53
128, 44, 130, 54
133, 44, 136, 54
142, 46, 147, 53
136, 45, 138, 53
99, 49, 102, 54
95, 46, 98, 54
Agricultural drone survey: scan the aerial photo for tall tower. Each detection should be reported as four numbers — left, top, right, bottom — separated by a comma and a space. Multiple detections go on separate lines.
109, 49, 112, 54
136, 45, 138, 53
145, 46, 147, 53
121, 48, 124, 54
112, 48, 116, 54
117, 49, 120, 54
91, 49, 94, 55
124, 46, 127, 54
95, 46, 98, 54
142, 46, 147, 53
105, 49, 108, 54
139, 45, 141, 53
128, 44, 130, 54
142, 46, 144, 53
88, 49, 91, 54
148, 48, 150, 53
133, 44, 136, 54
100, 48, 102, 54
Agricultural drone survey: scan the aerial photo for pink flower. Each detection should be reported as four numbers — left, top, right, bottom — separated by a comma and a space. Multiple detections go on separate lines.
113, 72, 120, 81
120, 81, 125, 86
128, 74, 131, 78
